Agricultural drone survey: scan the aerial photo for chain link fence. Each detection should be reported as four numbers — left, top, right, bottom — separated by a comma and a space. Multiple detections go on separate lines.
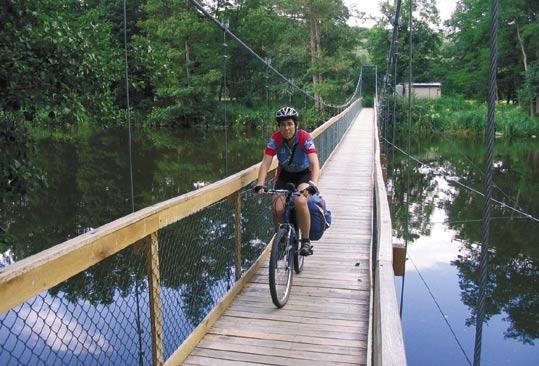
0, 100, 362, 366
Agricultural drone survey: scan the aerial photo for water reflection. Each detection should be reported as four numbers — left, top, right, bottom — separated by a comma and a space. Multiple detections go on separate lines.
390, 136, 539, 365
3, 126, 264, 261
0, 126, 272, 365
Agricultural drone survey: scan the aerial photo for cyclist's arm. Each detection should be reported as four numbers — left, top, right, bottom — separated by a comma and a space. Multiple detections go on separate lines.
308, 153, 320, 185
256, 154, 274, 186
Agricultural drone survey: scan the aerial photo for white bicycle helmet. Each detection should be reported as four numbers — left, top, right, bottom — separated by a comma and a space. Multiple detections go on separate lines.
275, 106, 299, 123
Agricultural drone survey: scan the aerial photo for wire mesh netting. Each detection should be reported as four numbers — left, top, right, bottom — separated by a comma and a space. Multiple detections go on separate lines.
0, 101, 362, 366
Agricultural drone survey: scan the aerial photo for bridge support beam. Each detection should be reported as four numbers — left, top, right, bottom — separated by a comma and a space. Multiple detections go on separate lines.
392, 240, 406, 276
230, 192, 242, 280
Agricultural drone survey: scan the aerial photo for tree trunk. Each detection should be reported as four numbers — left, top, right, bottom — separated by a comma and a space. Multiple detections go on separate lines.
309, 11, 322, 111
516, 22, 533, 116
516, 23, 528, 72
185, 40, 191, 86
185, 0, 191, 86
315, 17, 322, 98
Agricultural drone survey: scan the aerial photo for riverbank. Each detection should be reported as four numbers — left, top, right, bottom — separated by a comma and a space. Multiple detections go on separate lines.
392, 96, 538, 138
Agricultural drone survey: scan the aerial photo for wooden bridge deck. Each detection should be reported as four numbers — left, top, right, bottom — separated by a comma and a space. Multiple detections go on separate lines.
183, 109, 375, 366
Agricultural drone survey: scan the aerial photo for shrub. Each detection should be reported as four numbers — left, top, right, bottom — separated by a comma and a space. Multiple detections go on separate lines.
391, 96, 538, 137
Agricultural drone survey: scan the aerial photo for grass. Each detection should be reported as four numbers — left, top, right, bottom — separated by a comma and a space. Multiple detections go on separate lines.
391, 95, 539, 138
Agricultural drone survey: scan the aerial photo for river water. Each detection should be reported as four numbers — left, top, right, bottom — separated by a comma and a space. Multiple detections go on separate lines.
2, 126, 538, 365
388, 135, 539, 365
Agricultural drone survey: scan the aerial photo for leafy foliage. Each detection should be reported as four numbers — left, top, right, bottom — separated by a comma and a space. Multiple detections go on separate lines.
0, 111, 45, 252
390, 96, 539, 137
0, 1, 122, 126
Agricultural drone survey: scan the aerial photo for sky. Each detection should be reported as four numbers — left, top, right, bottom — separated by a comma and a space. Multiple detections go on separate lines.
344, 0, 458, 27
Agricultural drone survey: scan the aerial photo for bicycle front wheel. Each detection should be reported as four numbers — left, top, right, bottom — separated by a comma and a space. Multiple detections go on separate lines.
294, 250, 304, 274
269, 226, 293, 308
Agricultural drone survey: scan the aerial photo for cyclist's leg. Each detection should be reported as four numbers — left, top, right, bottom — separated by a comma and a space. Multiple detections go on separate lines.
295, 191, 310, 239
272, 169, 290, 230
294, 170, 313, 255
271, 194, 286, 230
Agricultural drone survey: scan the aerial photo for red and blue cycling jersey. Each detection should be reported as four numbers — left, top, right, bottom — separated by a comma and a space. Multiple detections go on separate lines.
264, 129, 317, 173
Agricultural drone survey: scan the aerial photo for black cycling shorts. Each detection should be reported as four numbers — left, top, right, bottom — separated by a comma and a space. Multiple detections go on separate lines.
274, 168, 311, 190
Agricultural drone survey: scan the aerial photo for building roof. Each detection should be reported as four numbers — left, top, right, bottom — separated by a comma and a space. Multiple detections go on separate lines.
408, 82, 442, 87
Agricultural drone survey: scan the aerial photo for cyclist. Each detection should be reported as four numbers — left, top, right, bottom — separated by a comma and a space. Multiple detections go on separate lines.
254, 106, 320, 256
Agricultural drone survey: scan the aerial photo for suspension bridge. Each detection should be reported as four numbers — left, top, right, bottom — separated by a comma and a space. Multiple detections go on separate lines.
2, 0, 533, 364
0, 100, 406, 366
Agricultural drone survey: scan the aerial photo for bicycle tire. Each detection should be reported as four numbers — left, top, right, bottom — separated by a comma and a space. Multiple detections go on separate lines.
269, 226, 293, 308
294, 252, 304, 273
293, 229, 304, 273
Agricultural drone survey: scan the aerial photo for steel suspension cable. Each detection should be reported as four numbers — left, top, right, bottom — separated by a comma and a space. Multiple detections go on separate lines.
408, 256, 473, 366
421, 116, 526, 216
223, 22, 229, 176
474, 0, 498, 364
400, 0, 413, 318
122, 1, 143, 365
123, 0, 135, 214
379, 0, 403, 130
187, 0, 361, 110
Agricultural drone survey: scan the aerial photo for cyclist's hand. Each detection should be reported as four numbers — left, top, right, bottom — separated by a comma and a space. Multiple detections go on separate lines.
306, 181, 319, 195
254, 185, 266, 195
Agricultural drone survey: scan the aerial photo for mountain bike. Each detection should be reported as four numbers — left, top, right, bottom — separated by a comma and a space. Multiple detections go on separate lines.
263, 184, 305, 308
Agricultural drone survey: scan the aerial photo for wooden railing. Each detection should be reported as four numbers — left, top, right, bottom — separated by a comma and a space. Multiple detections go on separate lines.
371, 102, 407, 365
0, 99, 361, 365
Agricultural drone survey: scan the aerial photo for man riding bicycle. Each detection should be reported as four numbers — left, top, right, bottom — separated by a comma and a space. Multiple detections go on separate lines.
254, 106, 320, 256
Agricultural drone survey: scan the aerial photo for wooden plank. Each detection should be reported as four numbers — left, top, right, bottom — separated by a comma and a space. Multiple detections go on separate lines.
182, 356, 260, 366
202, 334, 365, 355
223, 310, 366, 328
189, 348, 363, 366
196, 339, 364, 364
206, 328, 367, 349
227, 304, 369, 320
231, 291, 370, 306
214, 316, 368, 336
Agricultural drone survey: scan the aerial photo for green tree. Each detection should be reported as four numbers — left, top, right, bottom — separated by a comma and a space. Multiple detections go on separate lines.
518, 61, 539, 118
368, 0, 443, 84
0, 0, 122, 126
445, 0, 538, 102
133, 0, 223, 127
0, 112, 45, 252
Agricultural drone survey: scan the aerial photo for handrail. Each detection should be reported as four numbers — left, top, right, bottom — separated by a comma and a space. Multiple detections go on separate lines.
0, 100, 360, 313
372, 101, 407, 365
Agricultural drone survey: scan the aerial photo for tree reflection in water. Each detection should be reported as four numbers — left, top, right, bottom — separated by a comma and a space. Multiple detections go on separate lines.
390, 136, 538, 346
1, 125, 273, 364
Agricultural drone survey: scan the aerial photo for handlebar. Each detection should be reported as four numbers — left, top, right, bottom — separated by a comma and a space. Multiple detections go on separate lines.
264, 188, 292, 195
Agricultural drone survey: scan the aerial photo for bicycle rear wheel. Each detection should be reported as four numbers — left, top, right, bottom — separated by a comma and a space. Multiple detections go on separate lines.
269, 226, 293, 308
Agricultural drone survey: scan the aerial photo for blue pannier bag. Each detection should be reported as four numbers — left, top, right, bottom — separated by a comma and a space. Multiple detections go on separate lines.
308, 194, 332, 241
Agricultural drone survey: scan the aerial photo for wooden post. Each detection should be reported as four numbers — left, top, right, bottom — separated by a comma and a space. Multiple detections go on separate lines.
387, 188, 393, 209
392, 240, 406, 276
231, 192, 242, 281
147, 232, 164, 366
381, 153, 388, 181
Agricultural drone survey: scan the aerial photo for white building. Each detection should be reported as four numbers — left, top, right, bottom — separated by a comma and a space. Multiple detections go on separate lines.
396, 82, 442, 99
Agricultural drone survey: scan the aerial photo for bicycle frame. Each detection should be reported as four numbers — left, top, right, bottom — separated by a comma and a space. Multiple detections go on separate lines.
266, 188, 301, 243
265, 186, 305, 307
